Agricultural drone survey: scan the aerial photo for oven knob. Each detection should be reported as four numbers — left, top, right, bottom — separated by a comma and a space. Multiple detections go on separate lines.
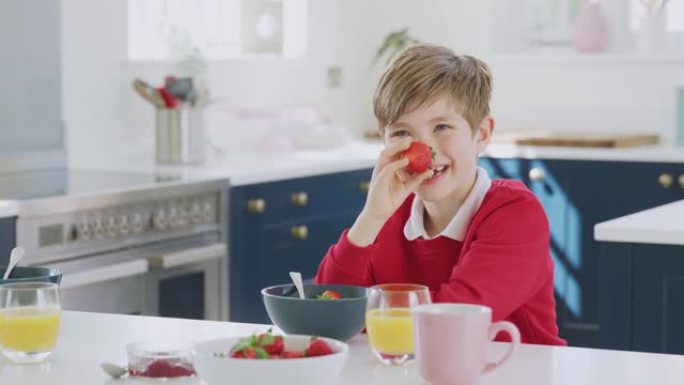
118, 215, 130, 235
202, 201, 213, 222
168, 206, 178, 227
176, 209, 189, 227
78, 223, 91, 241
106, 217, 118, 237
132, 213, 144, 234
153, 209, 168, 230
191, 202, 202, 223
92, 219, 105, 239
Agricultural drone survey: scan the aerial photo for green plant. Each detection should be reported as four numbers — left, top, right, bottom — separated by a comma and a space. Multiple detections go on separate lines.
372, 28, 419, 66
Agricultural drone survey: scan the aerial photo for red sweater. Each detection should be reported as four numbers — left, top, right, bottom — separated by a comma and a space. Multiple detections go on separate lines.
315, 179, 566, 346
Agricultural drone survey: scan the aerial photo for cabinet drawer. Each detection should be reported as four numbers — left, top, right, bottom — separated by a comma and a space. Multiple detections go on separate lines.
233, 169, 372, 223
229, 210, 359, 323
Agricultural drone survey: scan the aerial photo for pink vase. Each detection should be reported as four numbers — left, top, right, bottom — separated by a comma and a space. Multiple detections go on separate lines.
573, 1, 608, 53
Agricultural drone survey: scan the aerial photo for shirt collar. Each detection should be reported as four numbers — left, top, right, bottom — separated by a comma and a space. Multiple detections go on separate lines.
404, 167, 492, 241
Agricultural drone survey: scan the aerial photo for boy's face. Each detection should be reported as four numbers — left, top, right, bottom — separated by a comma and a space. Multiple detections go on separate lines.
382, 96, 492, 204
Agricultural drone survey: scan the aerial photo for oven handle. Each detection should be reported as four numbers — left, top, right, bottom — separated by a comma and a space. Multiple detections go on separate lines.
147, 243, 227, 270
60, 259, 149, 290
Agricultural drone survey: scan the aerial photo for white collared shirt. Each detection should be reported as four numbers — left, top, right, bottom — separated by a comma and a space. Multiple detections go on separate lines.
404, 167, 492, 241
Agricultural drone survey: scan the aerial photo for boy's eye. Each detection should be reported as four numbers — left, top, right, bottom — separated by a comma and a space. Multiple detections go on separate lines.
435, 124, 452, 132
390, 130, 410, 138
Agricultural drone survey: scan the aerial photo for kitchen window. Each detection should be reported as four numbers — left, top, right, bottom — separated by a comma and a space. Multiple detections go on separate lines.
127, 0, 307, 61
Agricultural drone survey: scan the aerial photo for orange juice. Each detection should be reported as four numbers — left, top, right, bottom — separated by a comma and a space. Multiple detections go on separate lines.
366, 308, 414, 354
0, 307, 61, 351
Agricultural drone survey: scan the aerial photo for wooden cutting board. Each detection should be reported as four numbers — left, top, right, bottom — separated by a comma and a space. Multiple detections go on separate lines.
492, 132, 660, 148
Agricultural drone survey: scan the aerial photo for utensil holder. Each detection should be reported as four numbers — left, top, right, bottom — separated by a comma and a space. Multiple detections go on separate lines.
155, 108, 205, 164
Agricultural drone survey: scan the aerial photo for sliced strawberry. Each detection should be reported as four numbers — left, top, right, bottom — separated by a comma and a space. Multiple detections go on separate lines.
256, 332, 284, 355
316, 290, 342, 300
281, 350, 306, 359
402, 141, 435, 174
305, 338, 335, 357
230, 346, 257, 359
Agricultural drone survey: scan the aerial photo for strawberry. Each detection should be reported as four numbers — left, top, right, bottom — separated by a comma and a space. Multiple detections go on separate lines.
281, 350, 305, 359
305, 337, 335, 357
229, 335, 269, 359
256, 331, 284, 355
316, 290, 342, 300
229, 346, 257, 359
402, 141, 435, 174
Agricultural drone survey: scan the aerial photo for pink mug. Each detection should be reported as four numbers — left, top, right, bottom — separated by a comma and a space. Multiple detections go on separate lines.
413, 303, 520, 385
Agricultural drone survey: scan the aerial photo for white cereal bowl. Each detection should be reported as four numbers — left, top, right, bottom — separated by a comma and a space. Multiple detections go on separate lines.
192, 335, 349, 385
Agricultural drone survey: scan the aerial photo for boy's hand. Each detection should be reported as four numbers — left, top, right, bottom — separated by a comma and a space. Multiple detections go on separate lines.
347, 138, 433, 247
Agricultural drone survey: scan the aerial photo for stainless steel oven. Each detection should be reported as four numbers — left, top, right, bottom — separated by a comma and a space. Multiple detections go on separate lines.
13, 171, 229, 321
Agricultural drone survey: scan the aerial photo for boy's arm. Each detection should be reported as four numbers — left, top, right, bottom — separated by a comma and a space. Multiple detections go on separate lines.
315, 138, 431, 284
313, 229, 376, 286
432, 191, 553, 322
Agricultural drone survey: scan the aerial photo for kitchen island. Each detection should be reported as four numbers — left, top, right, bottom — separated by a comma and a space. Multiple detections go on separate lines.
3, 311, 684, 384
594, 199, 684, 246
594, 200, 684, 354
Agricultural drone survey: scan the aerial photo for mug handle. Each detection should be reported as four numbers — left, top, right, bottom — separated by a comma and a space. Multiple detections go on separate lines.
483, 321, 521, 374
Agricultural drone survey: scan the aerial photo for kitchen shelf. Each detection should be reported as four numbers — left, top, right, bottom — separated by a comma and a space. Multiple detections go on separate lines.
491, 52, 684, 66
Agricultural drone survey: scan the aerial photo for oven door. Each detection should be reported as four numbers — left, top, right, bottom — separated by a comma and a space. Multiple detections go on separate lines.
145, 243, 227, 321
54, 258, 150, 315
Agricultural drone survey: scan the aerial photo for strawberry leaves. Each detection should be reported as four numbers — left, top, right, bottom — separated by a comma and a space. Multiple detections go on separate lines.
223, 331, 335, 359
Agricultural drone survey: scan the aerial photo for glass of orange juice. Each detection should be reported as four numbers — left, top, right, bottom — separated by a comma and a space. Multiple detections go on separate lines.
0, 282, 61, 364
366, 283, 431, 366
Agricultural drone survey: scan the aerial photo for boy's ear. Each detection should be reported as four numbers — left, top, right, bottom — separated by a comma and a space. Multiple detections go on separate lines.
475, 116, 494, 152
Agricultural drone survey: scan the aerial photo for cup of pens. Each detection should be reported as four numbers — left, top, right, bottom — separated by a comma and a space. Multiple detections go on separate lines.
132, 76, 209, 164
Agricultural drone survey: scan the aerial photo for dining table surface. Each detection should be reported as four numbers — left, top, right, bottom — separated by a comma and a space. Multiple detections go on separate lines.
2, 311, 684, 385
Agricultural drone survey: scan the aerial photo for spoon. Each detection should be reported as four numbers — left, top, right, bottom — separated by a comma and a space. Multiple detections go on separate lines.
3, 247, 25, 280
101, 362, 128, 379
289, 271, 306, 299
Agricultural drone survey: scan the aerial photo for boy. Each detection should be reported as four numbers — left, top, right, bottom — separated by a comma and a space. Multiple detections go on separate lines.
314, 44, 566, 346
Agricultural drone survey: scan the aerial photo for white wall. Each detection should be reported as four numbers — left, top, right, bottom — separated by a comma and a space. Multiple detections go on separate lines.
63, 0, 684, 168
1, 0, 62, 152
340, 0, 684, 141
63, 0, 353, 167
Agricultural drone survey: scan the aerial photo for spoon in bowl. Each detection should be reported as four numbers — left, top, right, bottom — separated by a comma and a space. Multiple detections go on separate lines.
3, 247, 25, 280
289, 271, 306, 299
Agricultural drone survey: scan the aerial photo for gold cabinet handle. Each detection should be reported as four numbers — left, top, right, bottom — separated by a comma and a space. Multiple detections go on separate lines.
290, 192, 309, 206
659, 173, 673, 188
359, 181, 371, 193
291, 225, 308, 240
528, 168, 545, 181
247, 198, 266, 214
679, 174, 684, 189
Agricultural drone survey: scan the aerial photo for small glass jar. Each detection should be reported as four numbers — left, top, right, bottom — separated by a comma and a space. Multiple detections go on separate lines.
126, 340, 196, 379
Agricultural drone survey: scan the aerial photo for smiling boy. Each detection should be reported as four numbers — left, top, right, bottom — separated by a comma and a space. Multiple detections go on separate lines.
314, 44, 565, 346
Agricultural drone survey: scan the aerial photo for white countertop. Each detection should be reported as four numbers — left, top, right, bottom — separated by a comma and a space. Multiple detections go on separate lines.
76, 141, 684, 187
0, 201, 17, 218
594, 199, 684, 246
4, 311, 684, 385
484, 142, 684, 163
2, 141, 682, 219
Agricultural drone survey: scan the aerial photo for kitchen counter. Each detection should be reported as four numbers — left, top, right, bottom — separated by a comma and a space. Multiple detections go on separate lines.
0, 201, 17, 218
594, 199, 684, 245
5, 311, 684, 385
77, 141, 684, 187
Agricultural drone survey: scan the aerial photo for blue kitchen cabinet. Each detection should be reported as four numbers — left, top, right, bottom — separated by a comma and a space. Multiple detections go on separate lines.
229, 169, 372, 323
481, 157, 683, 348
600, 242, 684, 354
632, 244, 684, 354
0, 216, 15, 265
533, 160, 682, 348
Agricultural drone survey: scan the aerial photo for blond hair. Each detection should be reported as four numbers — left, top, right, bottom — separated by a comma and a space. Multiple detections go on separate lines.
373, 44, 492, 133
